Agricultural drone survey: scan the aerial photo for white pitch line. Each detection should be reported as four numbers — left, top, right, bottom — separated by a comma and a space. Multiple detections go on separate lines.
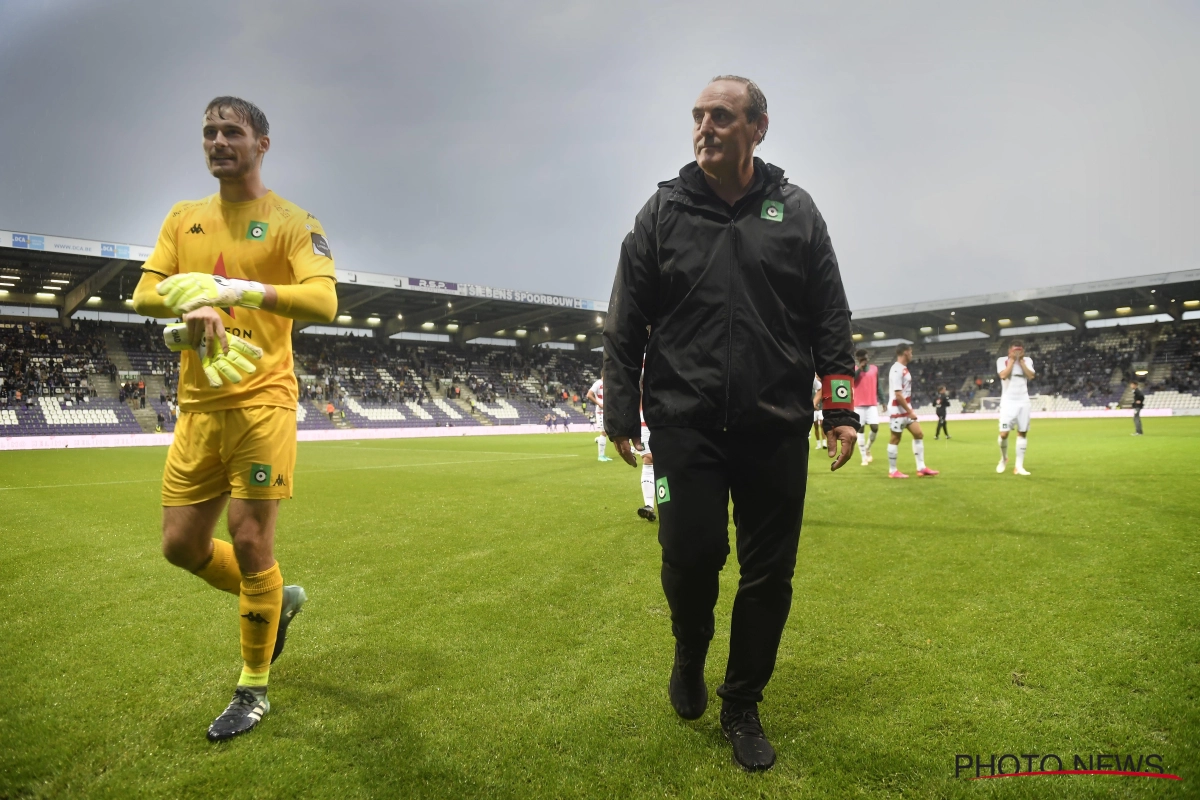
0, 454, 578, 491
315, 444, 580, 457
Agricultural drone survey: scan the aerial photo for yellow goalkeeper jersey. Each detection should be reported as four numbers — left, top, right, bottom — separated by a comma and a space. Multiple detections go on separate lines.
141, 191, 336, 412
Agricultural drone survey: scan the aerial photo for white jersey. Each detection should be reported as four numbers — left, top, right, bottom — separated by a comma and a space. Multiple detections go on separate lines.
887, 361, 912, 418
996, 356, 1034, 403
589, 379, 604, 411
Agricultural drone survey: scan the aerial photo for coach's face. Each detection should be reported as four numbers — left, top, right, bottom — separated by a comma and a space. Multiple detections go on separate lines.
692, 81, 766, 178
203, 109, 269, 179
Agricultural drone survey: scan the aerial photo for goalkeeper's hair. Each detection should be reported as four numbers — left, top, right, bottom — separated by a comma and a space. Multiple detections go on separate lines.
205, 96, 269, 138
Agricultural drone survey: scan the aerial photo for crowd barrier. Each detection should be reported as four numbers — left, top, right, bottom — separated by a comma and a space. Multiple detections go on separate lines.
0, 408, 1182, 451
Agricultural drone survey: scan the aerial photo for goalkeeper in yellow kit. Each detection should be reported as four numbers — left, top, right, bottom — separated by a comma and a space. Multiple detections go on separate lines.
133, 96, 337, 741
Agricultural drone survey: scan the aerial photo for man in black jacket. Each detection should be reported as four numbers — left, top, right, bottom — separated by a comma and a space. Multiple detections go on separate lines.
934, 385, 951, 439
603, 75, 860, 772
1130, 381, 1144, 435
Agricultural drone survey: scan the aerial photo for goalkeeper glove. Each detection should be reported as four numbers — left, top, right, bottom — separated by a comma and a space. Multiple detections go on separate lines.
163, 322, 263, 387
157, 273, 267, 315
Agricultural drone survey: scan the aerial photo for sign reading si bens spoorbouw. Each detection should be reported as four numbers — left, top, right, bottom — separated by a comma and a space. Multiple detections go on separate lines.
0, 230, 154, 261
337, 269, 608, 312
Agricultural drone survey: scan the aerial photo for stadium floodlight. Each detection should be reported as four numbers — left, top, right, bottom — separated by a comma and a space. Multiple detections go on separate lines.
851, 333, 863, 341
88, 296, 101, 304
36, 292, 56, 300
944, 323, 958, 331
920, 326, 933, 334
1084, 310, 1099, 316
542, 325, 549, 332
445, 323, 459, 332
41, 285, 61, 291
595, 316, 603, 325
366, 317, 380, 326
337, 314, 352, 323
0, 290, 7, 296
1148, 304, 1156, 310
0, 275, 18, 280
998, 318, 1011, 326
447, 302, 453, 308
1025, 315, 1039, 323
575, 334, 587, 341
396, 313, 404, 319
873, 331, 886, 338
1185, 300, 1200, 308
1135, 369, 1149, 376
1116, 307, 1132, 314
515, 328, 528, 337
421, 321, 436, 330
124, 299, 134, 305
0, 282, 13, 287
49, 278, 69, 284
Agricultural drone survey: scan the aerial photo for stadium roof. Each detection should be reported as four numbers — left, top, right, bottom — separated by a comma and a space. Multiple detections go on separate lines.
2, 228, 1198, 348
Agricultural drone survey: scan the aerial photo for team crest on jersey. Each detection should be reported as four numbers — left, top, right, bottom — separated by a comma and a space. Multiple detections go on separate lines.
246, 221, 269, 241
761, 200, 784, 222
250, 463, 272, 486
655, 476, 671, 503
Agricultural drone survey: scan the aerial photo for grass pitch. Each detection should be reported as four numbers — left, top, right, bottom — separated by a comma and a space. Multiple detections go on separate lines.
1, 418, 1197, 799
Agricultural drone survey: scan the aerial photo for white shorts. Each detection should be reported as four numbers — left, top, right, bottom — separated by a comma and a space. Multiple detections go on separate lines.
855, 405, 880, 426
999, 402, 1031, 433
814, 409, 824, 423
889, 415, 914, 434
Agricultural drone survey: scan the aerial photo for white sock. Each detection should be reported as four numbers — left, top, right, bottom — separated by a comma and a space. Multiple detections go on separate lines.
1016, 437, 1027, 470
867, 429, 877, 451
640, 462, 655, 507
998, 436, 1008, 462
887, 443, 899, 472
912, 439, 926, 470
596, 436, 606, 458
857, 433, 867, 458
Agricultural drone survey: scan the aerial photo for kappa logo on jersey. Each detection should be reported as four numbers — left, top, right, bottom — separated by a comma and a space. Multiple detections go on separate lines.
246, 221, 269, 241
187, 224, 205, 234
655, 476, 671, 503
310, 232, 332, 258
761, 199, 784, 222
250, 463, 272, 486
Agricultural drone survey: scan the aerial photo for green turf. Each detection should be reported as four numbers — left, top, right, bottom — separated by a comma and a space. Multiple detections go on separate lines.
1, 418, 1197, 798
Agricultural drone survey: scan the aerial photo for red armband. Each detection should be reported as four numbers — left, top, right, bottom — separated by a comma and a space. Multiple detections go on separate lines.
821, 374, 854, 411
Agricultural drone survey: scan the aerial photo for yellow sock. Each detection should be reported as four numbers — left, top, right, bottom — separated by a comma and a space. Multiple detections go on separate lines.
194, 539, 242, 595
238, 562, 282, 685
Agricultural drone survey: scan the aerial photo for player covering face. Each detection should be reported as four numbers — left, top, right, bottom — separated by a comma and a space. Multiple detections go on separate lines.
996, 341, 1036, 475
132, 97, 338, 742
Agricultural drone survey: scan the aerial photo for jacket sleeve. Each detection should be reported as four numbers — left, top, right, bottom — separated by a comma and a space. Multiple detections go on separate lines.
602, 197, 659, 441
803, 207, 861, 432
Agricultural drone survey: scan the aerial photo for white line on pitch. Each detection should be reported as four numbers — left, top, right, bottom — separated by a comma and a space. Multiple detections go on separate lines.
314, 444, 579, 457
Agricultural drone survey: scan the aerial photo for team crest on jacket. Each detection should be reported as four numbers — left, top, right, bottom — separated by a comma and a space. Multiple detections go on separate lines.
761, 200, 783, 222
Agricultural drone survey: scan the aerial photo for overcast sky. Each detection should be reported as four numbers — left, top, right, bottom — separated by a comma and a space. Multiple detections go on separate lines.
1, 0, 1196, 308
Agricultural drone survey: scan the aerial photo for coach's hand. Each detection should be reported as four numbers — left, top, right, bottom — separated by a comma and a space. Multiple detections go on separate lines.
201, 334, 263, 388
614, 436, 643, 467
826, 425, 858, 471
158, 273, 266, 315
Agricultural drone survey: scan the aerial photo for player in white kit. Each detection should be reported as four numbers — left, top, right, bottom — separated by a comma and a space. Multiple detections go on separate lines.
635, 405, 656, 522
996, 340, 1035, 475
812, 375, 825, 449
886, 343, 938, 478
587, 378, 612, 462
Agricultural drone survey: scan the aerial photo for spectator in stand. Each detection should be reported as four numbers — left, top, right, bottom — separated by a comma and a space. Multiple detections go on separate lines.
326, 401, 335, 422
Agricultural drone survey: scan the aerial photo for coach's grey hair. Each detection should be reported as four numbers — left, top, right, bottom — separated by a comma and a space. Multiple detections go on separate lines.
709, 75, 768, 143
205, 96, 270, 138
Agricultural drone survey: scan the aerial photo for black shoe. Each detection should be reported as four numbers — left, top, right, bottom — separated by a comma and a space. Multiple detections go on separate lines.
207, 687, 269, 742
271, 585, 307, 664
667, 641, 708, 720
637, 505, 657, 522
721, 704, 776, 772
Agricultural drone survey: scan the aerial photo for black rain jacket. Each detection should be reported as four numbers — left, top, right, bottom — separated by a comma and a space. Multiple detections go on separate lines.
603, 158, 860, 439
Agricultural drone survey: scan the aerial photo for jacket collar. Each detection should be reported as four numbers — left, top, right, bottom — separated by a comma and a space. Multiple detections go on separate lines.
666, 158, 786, 213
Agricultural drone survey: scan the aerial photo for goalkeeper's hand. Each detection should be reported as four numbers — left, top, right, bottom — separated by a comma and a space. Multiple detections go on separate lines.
163, 321, 263, 387
157, 273, 267, 315
201, 336, 262, 387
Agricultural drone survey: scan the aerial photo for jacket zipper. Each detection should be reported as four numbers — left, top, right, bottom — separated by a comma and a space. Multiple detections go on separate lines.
723, 217, 735, 430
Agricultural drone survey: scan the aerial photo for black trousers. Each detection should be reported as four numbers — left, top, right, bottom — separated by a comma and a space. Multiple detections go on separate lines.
935, 415, 948, 437
651, 427, 809, 706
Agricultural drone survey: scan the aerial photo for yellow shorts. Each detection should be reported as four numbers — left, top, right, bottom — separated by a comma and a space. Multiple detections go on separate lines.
162, 406, 297, 506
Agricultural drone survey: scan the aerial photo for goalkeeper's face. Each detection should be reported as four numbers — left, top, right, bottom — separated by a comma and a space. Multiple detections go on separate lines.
202, 109, 268, 179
